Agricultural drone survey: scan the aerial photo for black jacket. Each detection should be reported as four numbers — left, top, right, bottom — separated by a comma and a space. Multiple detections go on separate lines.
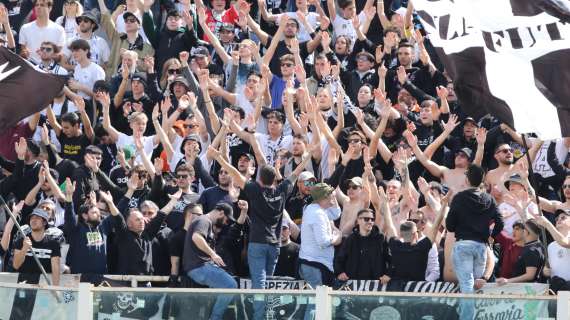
112, 211, 167, 275
334, 226, 389, 280
446, 188, 504, 243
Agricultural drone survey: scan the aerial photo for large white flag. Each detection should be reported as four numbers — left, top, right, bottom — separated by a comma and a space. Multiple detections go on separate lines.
412, 0, 570, 139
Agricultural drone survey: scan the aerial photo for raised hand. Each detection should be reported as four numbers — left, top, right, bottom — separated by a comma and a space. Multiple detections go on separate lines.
417, 176, 430, 195
436, 85, 449, 100
99, 190, 114, 204
144, 56, 155, 73
443, 114, 459, 133
476, 127, 487, 145
15, 137, 28, 160
402, 130, 417, 148
168, 190, 183, 202
319, 15, 330, 30
179, 51, 189, 65
64, 178, 75, 201
127, 172, 140, 190
321, 31, 331, 49
153, 157, 164, 175
40, 124, 50, 145
396, 66, 407, 85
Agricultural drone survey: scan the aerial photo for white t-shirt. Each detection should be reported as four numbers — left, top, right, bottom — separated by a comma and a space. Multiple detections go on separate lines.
116, 132, 157, 164
275, 12, 320, 42
498, 202, 538, 236
254, 132, 292, 166
19, 21, 66, 64
55, 16, 78, 39
548, 239, 570, 281
73, 62, 105, 99
332, 11, 366, 51
64, 34, 111, 66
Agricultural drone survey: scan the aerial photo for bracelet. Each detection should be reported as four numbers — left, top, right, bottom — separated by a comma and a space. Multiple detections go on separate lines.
203, 100, 212, 104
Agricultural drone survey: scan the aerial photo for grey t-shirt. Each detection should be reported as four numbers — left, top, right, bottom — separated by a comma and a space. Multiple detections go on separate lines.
183, 215, 215, 272
243, 179, 294, 245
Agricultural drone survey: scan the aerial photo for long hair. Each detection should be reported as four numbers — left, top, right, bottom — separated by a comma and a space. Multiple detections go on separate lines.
160, 58, 182, 89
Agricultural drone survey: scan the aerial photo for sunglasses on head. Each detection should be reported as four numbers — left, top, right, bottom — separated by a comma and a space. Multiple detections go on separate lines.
168, 68, 181, 75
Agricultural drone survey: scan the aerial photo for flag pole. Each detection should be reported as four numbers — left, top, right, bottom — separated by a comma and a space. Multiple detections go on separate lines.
520, 134, 550, 263
0, 195, 62, 302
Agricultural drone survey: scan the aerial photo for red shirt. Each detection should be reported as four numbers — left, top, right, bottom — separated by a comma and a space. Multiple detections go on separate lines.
0, 122, 33, 161
203, 7, 239, 42
494, 231, 524, 278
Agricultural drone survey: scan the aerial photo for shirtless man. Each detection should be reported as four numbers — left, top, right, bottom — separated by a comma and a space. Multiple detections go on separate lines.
404, 128, 486, 193
337, 146, 371, 237
485, 139, 543, 199
539, 175, 570, 213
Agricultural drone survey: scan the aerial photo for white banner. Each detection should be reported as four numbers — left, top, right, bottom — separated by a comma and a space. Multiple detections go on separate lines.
412, 0, 570, 139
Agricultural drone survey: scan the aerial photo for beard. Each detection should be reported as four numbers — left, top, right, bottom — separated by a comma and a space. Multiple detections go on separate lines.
215, 217, 226, 229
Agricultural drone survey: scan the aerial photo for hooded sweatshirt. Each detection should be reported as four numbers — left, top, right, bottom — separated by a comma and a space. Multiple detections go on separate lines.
446, 187, 504, 243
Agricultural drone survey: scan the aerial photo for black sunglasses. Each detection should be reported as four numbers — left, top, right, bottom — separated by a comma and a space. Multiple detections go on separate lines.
168, 68, 181, 75
359, 217, 374, 222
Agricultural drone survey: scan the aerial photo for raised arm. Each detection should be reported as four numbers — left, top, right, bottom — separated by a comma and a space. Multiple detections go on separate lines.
262, 15, 288, 65
423, 113, 458, 160
380, 186, 397, 239
326, 0, 337, 21
197, 8, 231, 65
376, 0, 390, 29
246, 12, 270, 46
99, 92, 120, 141
210, 146, 247, 189
404, 130, 446, 179
75, 98, 95, 142
46, 105, 62, 137
473, 127, 487, 166
426, 191, 449, 244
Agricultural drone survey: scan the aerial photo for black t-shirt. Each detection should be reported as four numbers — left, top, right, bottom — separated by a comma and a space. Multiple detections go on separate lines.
274, 241, 299, 278
198, 186, 232, 213
266, 38, 310, 77
388, 237, 432, 281
183, 216, 215, 272
57, 133, 91, 164
512, 240, 545, 281
14, 234, 61, 274
169, 229, 186, 259
243, 180, 294, 245
109, 165, 129, 190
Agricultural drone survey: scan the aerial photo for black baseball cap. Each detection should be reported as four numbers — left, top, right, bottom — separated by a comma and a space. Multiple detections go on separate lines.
214, 202, 235, 223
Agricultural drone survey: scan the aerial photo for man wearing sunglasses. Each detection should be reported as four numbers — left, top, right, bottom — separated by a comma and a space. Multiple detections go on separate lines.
34, 41, 68, 75
63, 11, 110, 67
334, 208, 389, 282
97, 0, 154, 79
285, 171, 317, 224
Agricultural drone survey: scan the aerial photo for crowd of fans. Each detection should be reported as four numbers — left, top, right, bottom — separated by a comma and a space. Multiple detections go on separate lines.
0, 0, 569, 318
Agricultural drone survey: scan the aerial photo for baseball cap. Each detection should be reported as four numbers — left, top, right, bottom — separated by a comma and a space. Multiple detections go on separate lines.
191, 46, 210, 58
347, 176, 363, 187
220, 23, 235, 32
214, 202, 235, 223
299, 171, 316, 182
456, 147, 473, 160
237, 152, 254, 162
463, 117, 478, 126
311, 183, 334, 202
123, 12, 141, 24
31, 208, 50, 222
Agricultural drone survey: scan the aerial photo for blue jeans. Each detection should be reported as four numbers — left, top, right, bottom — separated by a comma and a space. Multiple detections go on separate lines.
452, 240, 487, 320
299, 263, 322, 320
188, 262, 238, 320
248, 243, 280, 320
